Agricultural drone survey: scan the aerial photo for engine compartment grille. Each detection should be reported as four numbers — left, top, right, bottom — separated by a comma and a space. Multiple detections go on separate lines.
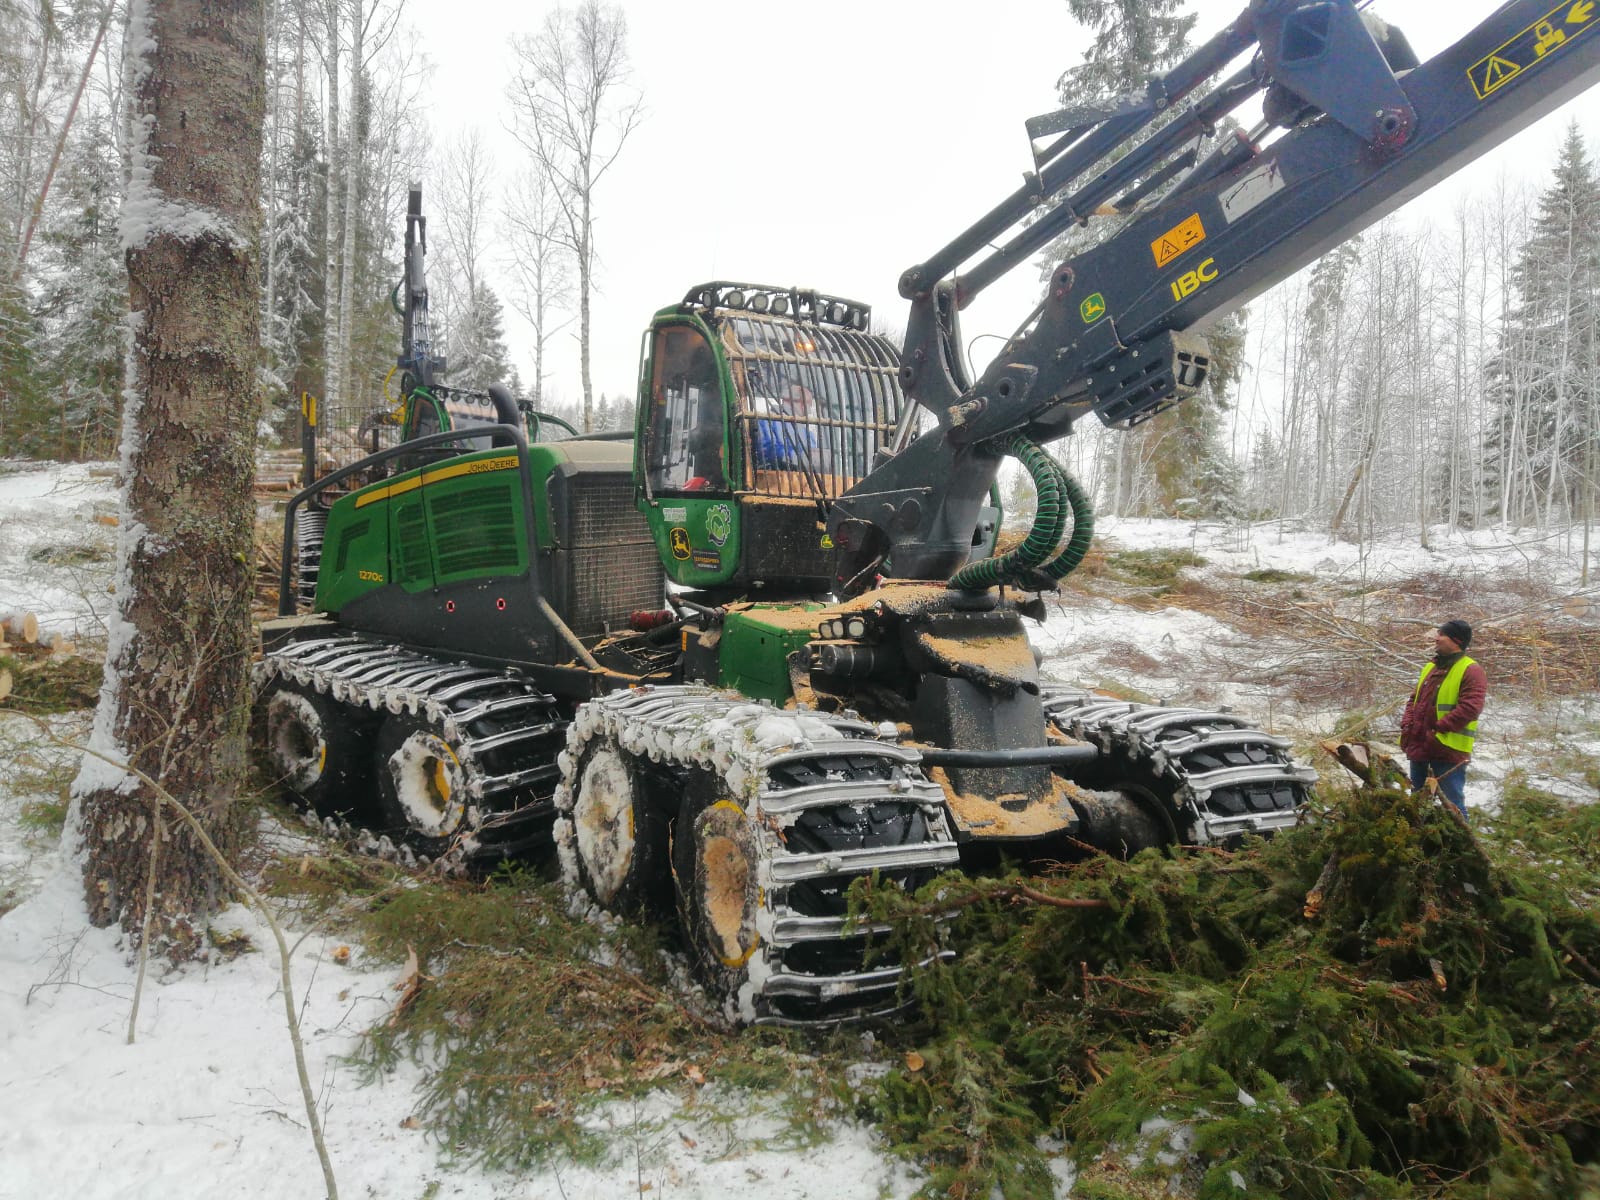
562, 475, 662, 637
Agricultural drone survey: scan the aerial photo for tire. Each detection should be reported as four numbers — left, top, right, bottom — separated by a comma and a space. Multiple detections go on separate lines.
673, 781, 765, 1014
563, 739, 673, 916
373, 713, 473, 856
256, 679, 376, 819
1067, 764, 1182, 854
1043, 690, 1310, 849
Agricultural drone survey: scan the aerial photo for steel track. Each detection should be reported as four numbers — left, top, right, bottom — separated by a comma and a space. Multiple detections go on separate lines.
555, 684, 960, 1026
255, 634, 569, 861
1041, 685, 1316, 842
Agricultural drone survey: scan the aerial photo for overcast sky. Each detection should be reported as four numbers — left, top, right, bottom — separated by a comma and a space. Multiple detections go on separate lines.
413, 0, 1600, 408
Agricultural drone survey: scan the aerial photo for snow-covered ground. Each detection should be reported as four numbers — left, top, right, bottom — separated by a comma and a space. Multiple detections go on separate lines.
1043, 514, 1600, 814
0, 460, 119, 643
1, 861, 921, 1200
1096, 512, 1600, 591
3, 460, 1597, 1199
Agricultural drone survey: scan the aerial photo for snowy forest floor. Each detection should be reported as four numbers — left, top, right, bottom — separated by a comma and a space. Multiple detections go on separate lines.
2, 457, 1599, 1199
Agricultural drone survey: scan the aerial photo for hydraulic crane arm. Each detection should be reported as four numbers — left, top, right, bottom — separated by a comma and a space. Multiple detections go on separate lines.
397, 185, 445, 392
828, 0, 1600, 588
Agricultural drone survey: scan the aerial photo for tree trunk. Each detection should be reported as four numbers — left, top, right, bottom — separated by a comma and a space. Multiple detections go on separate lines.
74, 0, 265, 956
322, 0, 341, 411
335, 0, 363, 412
578, 198, 592, 432
14, 1, 115, 275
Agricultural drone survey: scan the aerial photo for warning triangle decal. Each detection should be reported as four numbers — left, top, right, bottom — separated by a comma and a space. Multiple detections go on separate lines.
1479, 54, 1521, 94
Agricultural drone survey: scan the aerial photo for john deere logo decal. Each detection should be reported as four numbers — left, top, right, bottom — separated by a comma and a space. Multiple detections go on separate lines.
1080, 293, 1106, 323
668, 527, 691, 560
705, 503, 732, 546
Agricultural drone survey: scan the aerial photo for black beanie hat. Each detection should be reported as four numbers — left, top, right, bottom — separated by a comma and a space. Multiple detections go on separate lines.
1438, 619, 1472, 649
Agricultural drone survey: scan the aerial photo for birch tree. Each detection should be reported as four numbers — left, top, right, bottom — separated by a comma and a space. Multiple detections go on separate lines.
507, 0, 641, 432
314, 0, 341, 411
503, 165, 570, 408
74, 0, 265, 951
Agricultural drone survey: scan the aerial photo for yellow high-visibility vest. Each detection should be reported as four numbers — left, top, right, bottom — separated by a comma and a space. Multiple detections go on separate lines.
1415, 656, 1478, 754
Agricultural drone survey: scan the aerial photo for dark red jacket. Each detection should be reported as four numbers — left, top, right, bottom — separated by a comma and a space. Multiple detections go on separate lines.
1401, 652, 1487, 765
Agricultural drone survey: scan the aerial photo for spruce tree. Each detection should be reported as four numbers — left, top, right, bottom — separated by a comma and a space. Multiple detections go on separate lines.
30, 111, 124, 460
1486, 123, 1600, 524
447, 282, 512, 391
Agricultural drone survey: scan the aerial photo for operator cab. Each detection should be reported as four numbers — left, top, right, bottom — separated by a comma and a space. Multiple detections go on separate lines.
638, 282, 913, 598
400, 382, 585, 449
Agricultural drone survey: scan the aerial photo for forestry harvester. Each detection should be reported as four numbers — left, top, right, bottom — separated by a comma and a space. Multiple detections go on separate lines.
257, 0, 1600, 1023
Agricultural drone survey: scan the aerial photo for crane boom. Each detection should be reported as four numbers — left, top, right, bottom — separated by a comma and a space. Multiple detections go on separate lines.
828, 0, 1600, 588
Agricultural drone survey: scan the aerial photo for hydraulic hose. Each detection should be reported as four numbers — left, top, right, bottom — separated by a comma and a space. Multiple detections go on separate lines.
948, 435, 1094, 591
1039, 454, 1094, 581
949, 435, 1065, 591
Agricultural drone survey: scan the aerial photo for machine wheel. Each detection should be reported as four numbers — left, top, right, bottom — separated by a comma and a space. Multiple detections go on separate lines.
1065, 765, 1183, 855
673, 780, 764, 1010
374, 713, 472, 855
556, 685, 960, 1025
562, 739, 673, 916
256, 678, 376, 819
1043, 688, 1314, 848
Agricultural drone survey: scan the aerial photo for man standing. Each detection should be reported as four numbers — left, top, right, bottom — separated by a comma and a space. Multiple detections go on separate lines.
1400, 619, 1487, 818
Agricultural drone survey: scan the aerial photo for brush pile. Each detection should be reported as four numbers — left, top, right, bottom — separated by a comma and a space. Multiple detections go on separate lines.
854, 753, 1600, 1199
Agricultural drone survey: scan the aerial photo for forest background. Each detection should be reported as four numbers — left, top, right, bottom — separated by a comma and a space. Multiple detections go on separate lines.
3, 0, 1600, 559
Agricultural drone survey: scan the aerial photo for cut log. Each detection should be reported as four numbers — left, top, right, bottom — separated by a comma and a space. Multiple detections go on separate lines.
1322, 739, 1408, 788
6, 612, 39, 645
0, 668, 11, 702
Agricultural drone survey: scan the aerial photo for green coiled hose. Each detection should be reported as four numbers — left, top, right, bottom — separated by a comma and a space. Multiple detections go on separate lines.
947, 434, 1093, 592
1041, 454, 1094, 581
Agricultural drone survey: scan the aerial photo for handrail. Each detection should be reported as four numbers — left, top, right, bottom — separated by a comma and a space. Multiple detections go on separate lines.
276, 424, 602, 671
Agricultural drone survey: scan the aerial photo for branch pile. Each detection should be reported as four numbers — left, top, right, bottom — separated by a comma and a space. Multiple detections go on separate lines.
852, 763, 1600, 1198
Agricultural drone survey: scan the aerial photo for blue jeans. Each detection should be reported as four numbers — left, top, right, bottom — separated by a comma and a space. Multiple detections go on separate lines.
1409, 759, 1467, 817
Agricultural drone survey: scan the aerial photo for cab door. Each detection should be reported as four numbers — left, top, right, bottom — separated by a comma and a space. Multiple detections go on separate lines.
637, 321, 741, 588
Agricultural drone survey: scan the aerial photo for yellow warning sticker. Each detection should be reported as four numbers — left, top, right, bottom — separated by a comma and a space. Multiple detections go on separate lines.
1470, 0, 1596, 99
1150, 213, 1207, 268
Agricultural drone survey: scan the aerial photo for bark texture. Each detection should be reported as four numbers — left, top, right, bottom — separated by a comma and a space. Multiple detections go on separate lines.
77, 0, 265, 954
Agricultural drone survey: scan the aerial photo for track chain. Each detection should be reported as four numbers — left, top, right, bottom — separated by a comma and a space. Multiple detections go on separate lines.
554, 685, 960, 1026
1041, 685, 1316, 843
256, 634, 569, 861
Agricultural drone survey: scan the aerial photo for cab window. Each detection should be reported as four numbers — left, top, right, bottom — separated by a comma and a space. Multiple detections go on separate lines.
645, 326, 726, 493
406, 393, 444, 441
